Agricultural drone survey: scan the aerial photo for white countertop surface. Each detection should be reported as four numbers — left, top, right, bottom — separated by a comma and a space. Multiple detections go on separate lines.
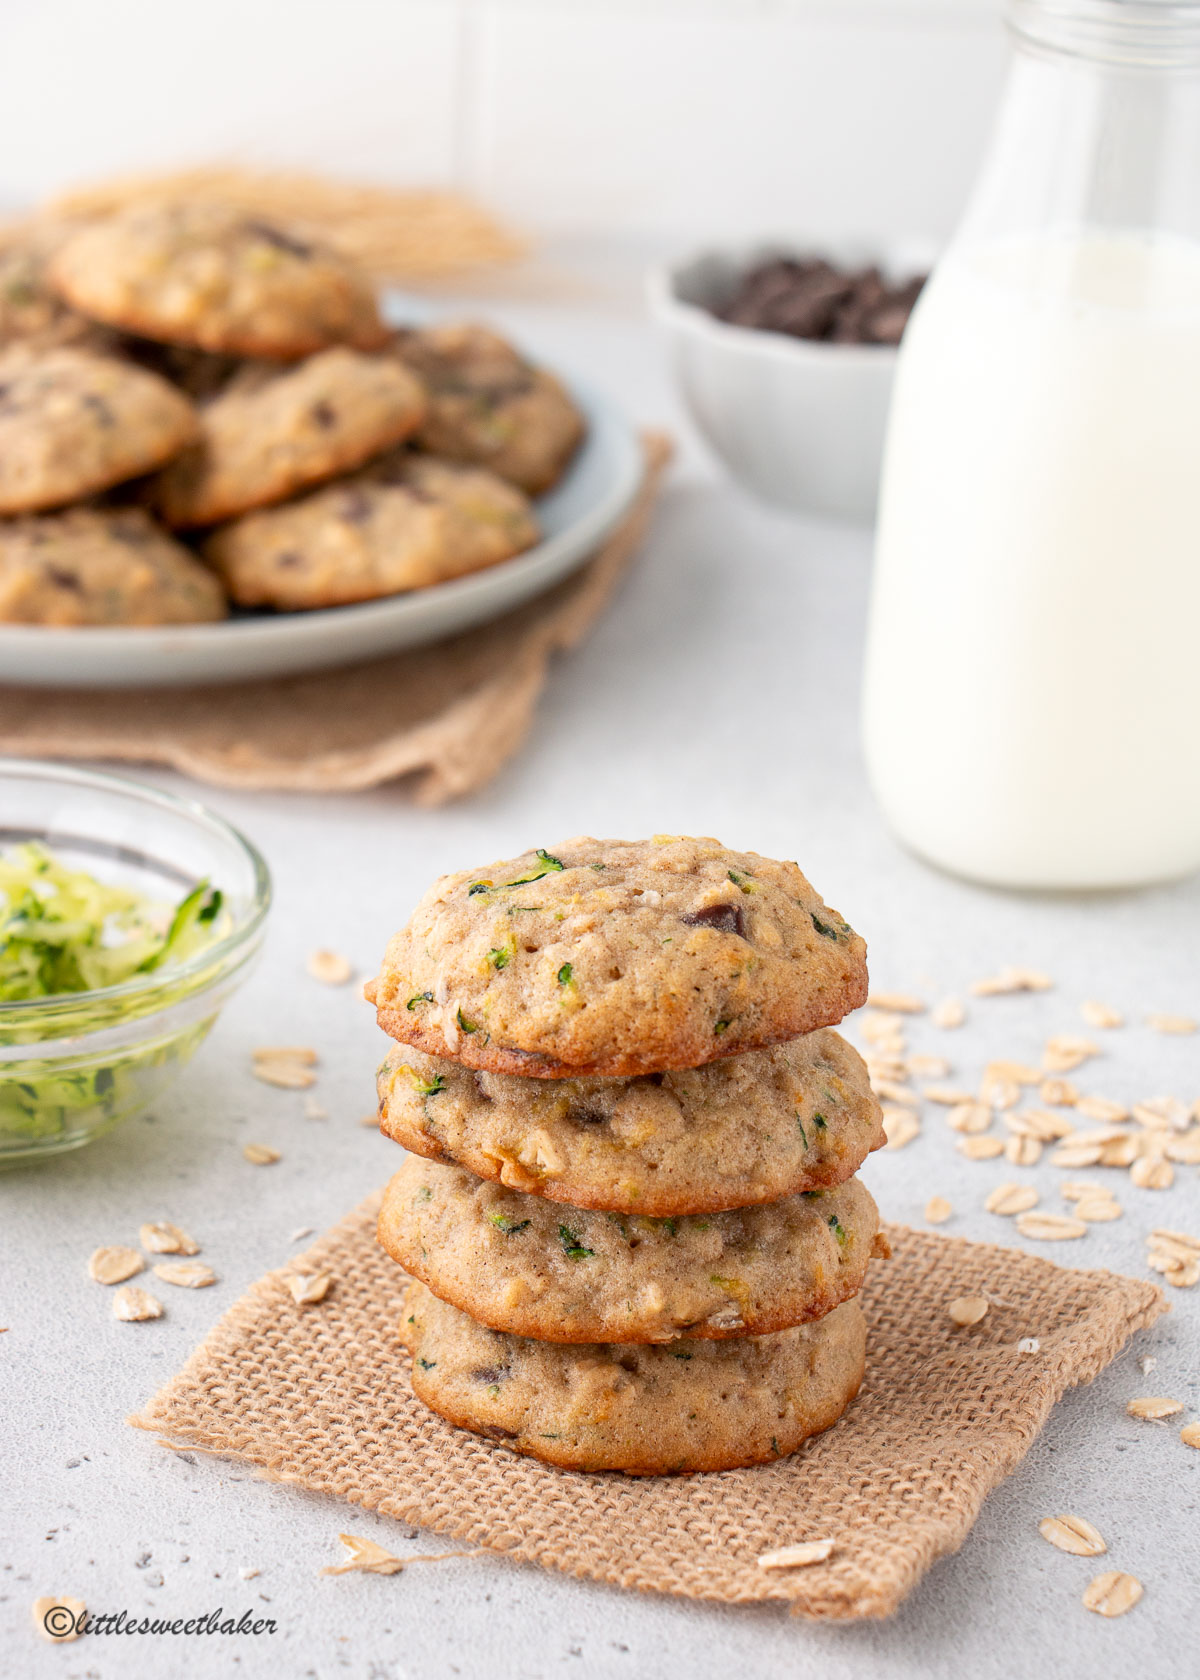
3, 257, 1198, 1680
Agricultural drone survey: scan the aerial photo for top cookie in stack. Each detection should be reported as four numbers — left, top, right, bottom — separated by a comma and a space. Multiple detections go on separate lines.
368, 836, 887, 1476
0, 202, 584, 626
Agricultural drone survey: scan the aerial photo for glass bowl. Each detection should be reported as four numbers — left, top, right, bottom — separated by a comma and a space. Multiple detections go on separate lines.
0, 759, 270, 1165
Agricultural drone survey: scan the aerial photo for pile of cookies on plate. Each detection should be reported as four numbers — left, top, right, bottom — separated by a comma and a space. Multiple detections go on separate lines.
366, 835, 889, 1475
0, 202, 583, 627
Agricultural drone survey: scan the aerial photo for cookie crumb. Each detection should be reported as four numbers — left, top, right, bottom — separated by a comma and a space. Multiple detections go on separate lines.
756, 1540, 835, 1569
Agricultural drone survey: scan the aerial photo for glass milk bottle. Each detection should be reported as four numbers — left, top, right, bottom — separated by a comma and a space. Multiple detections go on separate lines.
863, 0, 1200, 888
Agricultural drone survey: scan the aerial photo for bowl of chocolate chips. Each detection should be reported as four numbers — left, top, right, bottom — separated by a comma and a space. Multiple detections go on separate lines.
649, 245, 927, 521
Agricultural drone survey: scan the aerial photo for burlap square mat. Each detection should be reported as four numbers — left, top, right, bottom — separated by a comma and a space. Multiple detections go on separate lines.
0, 435, 669, 805
132, 1190, 1165, 1621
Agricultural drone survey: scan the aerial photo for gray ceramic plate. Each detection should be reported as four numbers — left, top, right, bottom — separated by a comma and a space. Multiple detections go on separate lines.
0, 381, 641, 689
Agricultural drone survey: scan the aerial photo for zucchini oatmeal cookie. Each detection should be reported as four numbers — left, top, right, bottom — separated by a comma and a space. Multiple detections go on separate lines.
0, 507, 226, 625
392, 322, 585, 494
0, 344, 198, 514
155, 348, 428, 526
400, 1281, 866, 1474
377, 1030, 883, 1214
379, 1155, 886, 1343
204, 453, 538, 609
367, 836, 868, 1078
48, 202, 388, 359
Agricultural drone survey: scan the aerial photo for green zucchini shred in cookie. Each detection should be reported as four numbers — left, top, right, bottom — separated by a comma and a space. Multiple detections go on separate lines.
558, 1224, 596, 1261
488, 1212, 531, 1236
406, 991, 434, 1009
456, 1007, 478, 1034
469, 849, 564, 896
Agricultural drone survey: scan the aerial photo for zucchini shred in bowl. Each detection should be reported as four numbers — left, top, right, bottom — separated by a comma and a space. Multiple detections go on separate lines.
0, 760, 270, 1164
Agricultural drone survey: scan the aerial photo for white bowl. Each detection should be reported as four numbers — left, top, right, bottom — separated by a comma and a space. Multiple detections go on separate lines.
649, 243, 922, 523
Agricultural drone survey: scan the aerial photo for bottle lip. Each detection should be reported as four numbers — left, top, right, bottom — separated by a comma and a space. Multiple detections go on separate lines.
1009, 0, 1200, 67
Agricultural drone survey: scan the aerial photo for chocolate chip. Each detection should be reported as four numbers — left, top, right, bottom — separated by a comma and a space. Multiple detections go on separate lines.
337, 490, 373, 525
81, 391, 115, 427
567, 1106, 606, 1127
244, 220, 312, 259
715, 256, 925, 346
274, 550, 302, 569
46, 566, 82, 591
681, 903, 746, 938
470, 1366, 509, 1385
311, 399, 337, 430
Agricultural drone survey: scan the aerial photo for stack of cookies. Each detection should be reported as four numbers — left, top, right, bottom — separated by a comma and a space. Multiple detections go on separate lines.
0, 202, 583, 626
366, 836, 889, 1477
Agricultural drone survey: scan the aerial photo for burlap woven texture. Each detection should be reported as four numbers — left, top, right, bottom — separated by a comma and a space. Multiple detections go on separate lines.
0, 435, 669, 805
133, 1190, 1165, 1621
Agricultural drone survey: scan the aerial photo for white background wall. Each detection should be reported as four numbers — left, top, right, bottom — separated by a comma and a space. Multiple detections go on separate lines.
0, 0, 1010, 249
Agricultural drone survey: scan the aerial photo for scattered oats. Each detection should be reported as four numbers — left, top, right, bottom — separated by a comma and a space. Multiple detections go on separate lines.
924, 1196, 953, 1225
1099, 1134, 1140, 1167
1165, 1131, 1200, 1164
1150, 1227, 1200, 1255
288, 1272, 331, 1306
361, 1112, 382, 1127
112, 1286, 164, 1321
859, 1010, 904, 1043
957, 1135, 1004, 1160
1015, 1211, 1087, 1241
866, 991, 925, 1014
254, 1044, 318, 1064
1163, 1262, 1199, 1288
1074, 1198, 1123, 1223
1134, 1096, 1190, 1131
306, 948, 353, 986
872, 1078, 919, 1107
1146, 1013, 1196, 1036
1081, 1000, 1123, 1029
1039, 1514, 1106, 1557
756, 1540, 836, 1570
1139, 1355, 1157, 1375
1049, 1141, 1104, 1168
980, 1076, 1021, 1112
243, 1143, 281, 1165
1017, 1336, 1041, 1355
153, 1261, 217, 1288
985, 1059, 1043, 1087
1006, 1136, 1043, 1166
291, 1227, 314, 1242
323, 1534, 406, 1576
882, 1109, 921, 1150
139, 1222, 199, 1256
1043, 1035, 1099, 1074
924, 1085, 976, 1107
1006, 1107, 1074, 1141
1130, 1155, 1174, 1190
866, 1056, 908, 1084
948, 1295, 989, 1327
1126, 1396, 1183, 1420
986, 1183, 1040, 1216
907, 1054, 952, 1079
88, 1246, 144, 1285
1039, 1078, 1079, 1107
931, 997, 966, 1028
1076, 1095, 1130, 1124
248, 1048, 315, 1088
1061, 1180, 1113, 1202
1181, 1422, 1200, 1449
1082, 1571, 1143, 1618
873, 1033, 908, 1058
970, 967, 1052, 997
32, 1596, 87, 1643
238, 1567, 260, 1581
947, 1101, 993, 1135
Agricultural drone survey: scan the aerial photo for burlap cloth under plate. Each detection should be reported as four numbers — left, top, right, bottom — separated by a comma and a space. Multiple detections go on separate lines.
132, 1191, 1165, 1621
0, 435, 669, 805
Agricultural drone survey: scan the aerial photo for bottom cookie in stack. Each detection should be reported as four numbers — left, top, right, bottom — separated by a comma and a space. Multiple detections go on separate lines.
399, 1282, 867, 1477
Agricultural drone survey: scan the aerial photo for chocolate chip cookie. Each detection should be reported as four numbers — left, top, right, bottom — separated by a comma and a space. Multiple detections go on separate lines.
48, 202, 388, 358
400, 1280, 865, 1474
393, 322, 585, 493
204, 453, 538, 610
377, 1030, 882, 1215
0, 345, 198, 514
155, 349, 428, 526
0, 507, 226, 625
367, 837, 868, 1078
380, 1156, 885, 1343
